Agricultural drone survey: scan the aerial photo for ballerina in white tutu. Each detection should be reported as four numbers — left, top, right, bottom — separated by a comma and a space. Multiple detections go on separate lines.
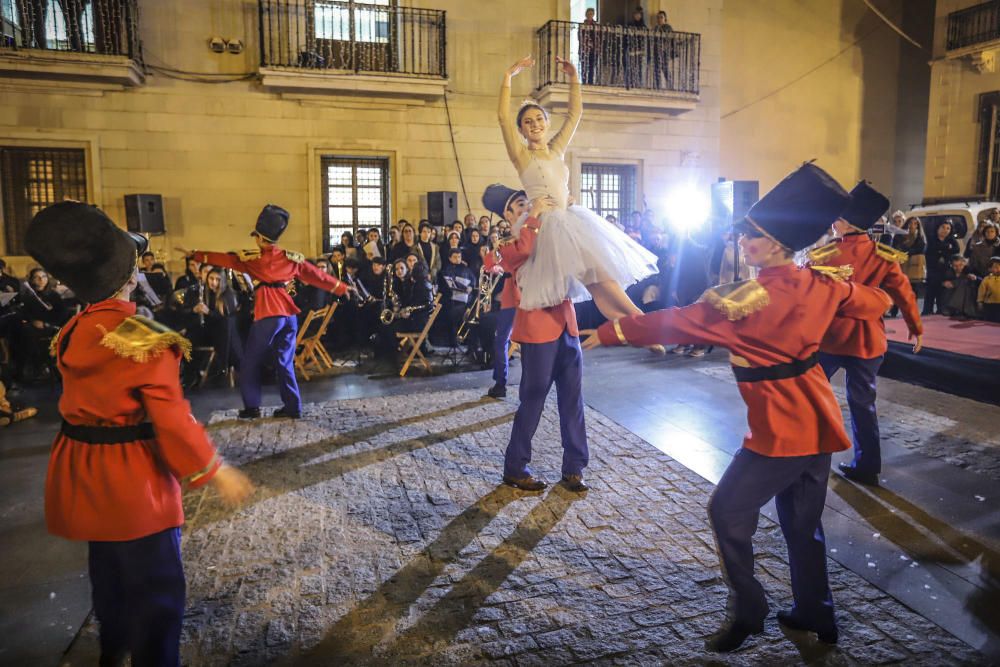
499, 55, 658, 317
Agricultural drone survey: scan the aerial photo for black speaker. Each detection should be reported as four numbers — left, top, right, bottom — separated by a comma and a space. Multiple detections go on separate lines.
124, 194, 165, 235
427, 191, 457, 226
710, 180, 758, 230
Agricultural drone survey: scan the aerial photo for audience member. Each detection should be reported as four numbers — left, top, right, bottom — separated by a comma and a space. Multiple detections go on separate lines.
417, 222, 441, 280
390, 222, 425, 265
175, 256, 201, 291
579, 7, 599, 85
940, 254, 978, 318
438, 248, 477, 346
965, 222, 999, 278
923, 221, 959, 315
463, 229, 485, 273
977, 257, 1000, 322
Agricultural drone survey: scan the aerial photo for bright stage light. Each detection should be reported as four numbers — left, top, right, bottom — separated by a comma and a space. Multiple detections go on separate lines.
662, 186, 710, 233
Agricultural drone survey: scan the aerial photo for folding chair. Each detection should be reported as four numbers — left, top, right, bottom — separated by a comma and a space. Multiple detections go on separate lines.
396, 295, 442, 377
294, 303, 338, 380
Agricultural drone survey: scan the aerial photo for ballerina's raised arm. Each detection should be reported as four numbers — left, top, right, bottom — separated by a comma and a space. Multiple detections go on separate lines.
498, 55, 583, 171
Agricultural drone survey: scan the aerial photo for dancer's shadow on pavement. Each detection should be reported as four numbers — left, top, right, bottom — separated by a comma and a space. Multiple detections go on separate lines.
830, 477, 1000, 650
186, 397, 512, 529
296, 484, 584, 665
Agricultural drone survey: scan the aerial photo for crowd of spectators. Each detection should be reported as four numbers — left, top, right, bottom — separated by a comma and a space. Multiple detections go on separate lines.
3, 202, 1000, 387
578, 5, 679, 90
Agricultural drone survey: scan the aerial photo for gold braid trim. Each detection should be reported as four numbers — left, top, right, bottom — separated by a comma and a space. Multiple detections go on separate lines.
697, 279, 770, 321
612, 319, 628, 345
875, 242, 908, 264
809, 265, 854, 282
284, 250, 304, 264
184, 455, 221, 487
98, 315, 192, 363
48, 331, 61, 358
236, 248, 261, 261
806, 241, 841, 264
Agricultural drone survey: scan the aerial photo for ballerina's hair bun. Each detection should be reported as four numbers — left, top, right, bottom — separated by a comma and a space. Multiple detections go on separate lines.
516, 99, 549, 126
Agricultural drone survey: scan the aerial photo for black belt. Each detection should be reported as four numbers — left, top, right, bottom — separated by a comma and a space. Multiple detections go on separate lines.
255, 281, 287, 290
731, 352, 819, 383
60, 421, 155, 444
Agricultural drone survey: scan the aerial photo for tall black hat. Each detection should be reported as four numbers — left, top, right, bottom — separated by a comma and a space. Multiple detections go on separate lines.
738, 162, 850, 252
839, 180, 889, 231
25, 202, 147, 304
482, 184, 526, 219
253, 204, 289, 243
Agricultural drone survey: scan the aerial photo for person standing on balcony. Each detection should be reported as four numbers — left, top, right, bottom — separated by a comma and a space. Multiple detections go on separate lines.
579, 7, 600, 85
498, 55, 658, 324
625, 6, 647, 89
653, 10, 674, 90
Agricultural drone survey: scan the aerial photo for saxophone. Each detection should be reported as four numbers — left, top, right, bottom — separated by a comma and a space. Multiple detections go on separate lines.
379, 272, 400, 324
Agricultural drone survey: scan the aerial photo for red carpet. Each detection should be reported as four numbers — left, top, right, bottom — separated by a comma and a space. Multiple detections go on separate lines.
885, 315, 1000, 360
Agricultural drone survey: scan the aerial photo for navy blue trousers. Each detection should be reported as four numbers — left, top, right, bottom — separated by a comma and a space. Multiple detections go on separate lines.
492, 307, 515, 386
88, 528, 185, 667
708, 449, 835, 631
241, 314, 301, 412
820, 353, 883, 476
504, 329, 589, 479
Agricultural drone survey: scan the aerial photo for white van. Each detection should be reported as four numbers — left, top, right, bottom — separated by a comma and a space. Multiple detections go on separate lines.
904, 198, 1000, 251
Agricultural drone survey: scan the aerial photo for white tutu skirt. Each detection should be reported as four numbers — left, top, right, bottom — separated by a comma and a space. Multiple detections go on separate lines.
515, 205, 659, 311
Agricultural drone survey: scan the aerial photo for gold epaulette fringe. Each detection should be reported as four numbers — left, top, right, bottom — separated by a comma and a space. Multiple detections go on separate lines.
236, 248, 261, 261
98, 315, 192, 363
698, 279, 770, 321
875, 242, 908, 264
806, 241, 841, 264
809, 264, 854, 282
48, 332, 61, 358
284, 250, 304, 264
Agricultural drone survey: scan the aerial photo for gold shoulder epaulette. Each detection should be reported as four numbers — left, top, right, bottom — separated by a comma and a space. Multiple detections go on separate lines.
697, 279, 770, 321
48, 331, 61, 358
875, 242, 908, 264
236, 248, 261, 262
98, 316, 192, 363
809, 264, 854, 282
284, 250, 304, 264
807, 241, 841, 264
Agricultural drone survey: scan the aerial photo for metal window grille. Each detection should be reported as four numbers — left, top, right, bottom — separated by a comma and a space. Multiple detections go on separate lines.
321, 156, 389, 252
978, 92, 1000, 199
0, 147, 87, 255
580, 163, 636, 223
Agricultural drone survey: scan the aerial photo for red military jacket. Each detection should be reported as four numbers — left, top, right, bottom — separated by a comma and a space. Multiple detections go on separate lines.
597, 263, 892, 457
486, 215, 579, 344
808, 233, 922, 359
46, 300, 221, 541
192, 245, 347, 320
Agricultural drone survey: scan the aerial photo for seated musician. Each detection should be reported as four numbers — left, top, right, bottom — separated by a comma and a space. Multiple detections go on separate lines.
375, 260, 434, 358
438, 248, 477, 346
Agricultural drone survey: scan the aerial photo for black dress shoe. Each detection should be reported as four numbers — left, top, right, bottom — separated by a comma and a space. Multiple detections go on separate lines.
487, 383, 507, 399
272, 407, 301, 419
837, 462, 879, 486
560, 474, 588, 492
705, 620, 764, 653
237, 407, 261, 420
502, 475, 547, 491
777, 610, 838, 644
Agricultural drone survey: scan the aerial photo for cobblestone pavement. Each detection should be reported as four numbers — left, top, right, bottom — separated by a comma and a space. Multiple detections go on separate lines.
167, 389, 980, 665
694, 363, 1000, 481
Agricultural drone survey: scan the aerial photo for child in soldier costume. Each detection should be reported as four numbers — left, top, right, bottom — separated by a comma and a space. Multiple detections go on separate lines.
27, 202, 254, 666
182, 205, 352, 419
807, 181, 923, 486
584, 164, 893, 652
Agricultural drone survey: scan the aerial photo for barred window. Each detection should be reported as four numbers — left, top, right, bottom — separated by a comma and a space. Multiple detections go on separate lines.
315, 0, 391, 44
978, 91, 1000, 199
1, 147, 88, 255
321, 156, 389, 252
580, 163, 637, 223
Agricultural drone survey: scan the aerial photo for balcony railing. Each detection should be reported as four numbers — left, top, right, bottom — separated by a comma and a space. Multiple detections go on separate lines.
0, 0, 141, 61
947, 0, 1000, 51
536, 20, 699, 95
258, 0, 446, 77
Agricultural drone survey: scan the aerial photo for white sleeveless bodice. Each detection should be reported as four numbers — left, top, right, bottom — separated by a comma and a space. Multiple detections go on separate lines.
519, 152, 570, 209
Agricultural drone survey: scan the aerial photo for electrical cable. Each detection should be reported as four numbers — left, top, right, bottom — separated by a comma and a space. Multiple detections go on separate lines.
721, 23, 882, 120
862, 0, 923, 50
443, 90, 472, 214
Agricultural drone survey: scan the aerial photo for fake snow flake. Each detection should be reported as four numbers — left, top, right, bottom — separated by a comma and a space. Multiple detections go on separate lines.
872, 533, 881, 539
924, 584, 931, 589
868, 562, 877, 568
830, 548, 838, 553
974, 495, 986, 502
49, 592, 56, 599
900, 554, 910, 561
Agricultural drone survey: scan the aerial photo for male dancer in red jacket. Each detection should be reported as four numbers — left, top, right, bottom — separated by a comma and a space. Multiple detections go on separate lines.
807, 181, 923, 485
585, 164, 892, 651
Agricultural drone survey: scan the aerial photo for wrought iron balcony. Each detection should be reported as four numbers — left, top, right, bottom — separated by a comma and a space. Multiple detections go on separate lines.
258, 0, 446, 78
947, 0, 1000, 52
0, 0, 143, 88
535, 20, 700, 96
0, 0, 141, 60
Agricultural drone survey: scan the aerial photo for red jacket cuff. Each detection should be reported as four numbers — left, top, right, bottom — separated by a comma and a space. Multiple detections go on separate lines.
184, 455, 222, 489
597, 321, 622, 346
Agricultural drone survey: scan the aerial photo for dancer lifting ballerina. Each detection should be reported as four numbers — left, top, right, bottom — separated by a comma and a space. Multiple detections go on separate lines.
499, 55, 659, 317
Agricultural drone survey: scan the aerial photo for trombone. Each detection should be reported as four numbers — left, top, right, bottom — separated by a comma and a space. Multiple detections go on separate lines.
457, 267, 501, 343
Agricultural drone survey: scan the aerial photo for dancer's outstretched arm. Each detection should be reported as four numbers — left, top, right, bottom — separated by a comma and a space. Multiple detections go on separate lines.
549, 57, 582, 155
499, 56, 533, 171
